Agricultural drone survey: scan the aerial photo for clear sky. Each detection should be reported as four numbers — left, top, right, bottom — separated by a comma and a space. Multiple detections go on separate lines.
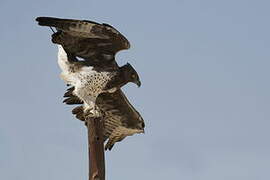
1, 0, 270, 179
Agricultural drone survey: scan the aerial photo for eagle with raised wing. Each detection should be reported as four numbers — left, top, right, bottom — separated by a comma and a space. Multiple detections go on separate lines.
36, 17, 145, 149
36, 17, 141, 117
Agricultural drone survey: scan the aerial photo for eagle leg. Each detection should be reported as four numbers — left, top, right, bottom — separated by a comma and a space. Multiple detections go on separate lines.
84, 103, 102, 118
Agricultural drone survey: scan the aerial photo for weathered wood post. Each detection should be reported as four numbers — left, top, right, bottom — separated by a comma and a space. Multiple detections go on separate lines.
85, 116, 105, 180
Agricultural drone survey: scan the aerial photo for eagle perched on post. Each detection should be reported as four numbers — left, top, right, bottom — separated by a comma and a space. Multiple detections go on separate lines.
36, 17, 145, 150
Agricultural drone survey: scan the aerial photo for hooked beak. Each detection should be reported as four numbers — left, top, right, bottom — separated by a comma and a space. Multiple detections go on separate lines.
135, 80, 141, 87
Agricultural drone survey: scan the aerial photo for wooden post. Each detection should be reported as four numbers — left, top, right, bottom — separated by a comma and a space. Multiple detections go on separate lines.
86, 116, 105, 180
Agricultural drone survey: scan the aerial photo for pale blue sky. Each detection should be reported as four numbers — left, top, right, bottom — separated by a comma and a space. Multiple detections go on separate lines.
1, 0, 270, 179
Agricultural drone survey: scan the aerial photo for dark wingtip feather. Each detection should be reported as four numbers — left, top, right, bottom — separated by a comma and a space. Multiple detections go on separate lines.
35, 17, 41, 22
63, 98, 73, 104
105, 141, 114, 151
36, 17, 45, 26
72, 106, 83, 114
35, 16, 60, 26
108, 145, 113, 151
35, 16, 46, 21
63, 97, 83, 104
35, 17, 49, 24
63, 90, 73, 97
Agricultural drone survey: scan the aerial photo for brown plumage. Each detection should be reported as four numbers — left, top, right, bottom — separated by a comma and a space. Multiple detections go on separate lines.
36, 17, 130, 64
64, 87, 145, 150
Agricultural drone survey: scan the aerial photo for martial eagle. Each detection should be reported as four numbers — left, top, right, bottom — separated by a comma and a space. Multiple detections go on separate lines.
36, 17, 145, 150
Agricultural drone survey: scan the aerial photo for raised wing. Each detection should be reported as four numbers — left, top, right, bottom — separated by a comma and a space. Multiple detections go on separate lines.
36, 17, 130, 64
64, 87, 145, 150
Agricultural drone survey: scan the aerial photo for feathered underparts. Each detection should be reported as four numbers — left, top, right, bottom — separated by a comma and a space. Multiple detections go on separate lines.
57, 45, 140, 117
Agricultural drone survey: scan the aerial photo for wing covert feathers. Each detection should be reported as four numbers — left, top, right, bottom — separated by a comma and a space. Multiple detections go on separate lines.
64, 88, 144, 150
36, 16, 130, 57
36, 17, 102, 38
105, 127, 144, 150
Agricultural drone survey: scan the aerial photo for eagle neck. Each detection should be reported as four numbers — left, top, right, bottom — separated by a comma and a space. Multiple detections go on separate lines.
104, 70, 128, 91
114, 70, 129, 87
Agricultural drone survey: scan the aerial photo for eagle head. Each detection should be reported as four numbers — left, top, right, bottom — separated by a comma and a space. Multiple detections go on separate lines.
121, 63, 141, 87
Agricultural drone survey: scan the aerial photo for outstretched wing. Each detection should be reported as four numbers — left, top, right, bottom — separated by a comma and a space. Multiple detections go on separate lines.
64, 87, 145, 150
36, 17, 130, 66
